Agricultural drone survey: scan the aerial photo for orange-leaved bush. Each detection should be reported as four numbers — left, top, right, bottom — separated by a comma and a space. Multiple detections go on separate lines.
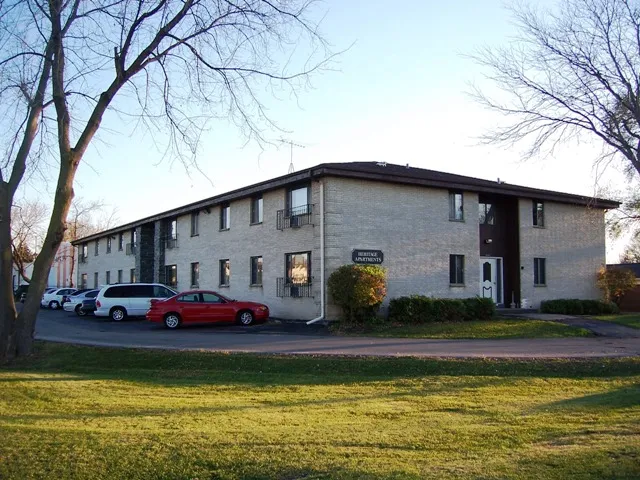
597, 266, 636, 305
327, 264, 387, 323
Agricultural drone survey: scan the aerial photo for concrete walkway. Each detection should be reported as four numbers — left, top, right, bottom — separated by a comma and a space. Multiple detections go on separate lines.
504, 313, 640, 338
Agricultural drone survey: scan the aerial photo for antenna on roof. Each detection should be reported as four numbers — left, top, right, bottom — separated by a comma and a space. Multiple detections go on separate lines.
280, 139, 305, 174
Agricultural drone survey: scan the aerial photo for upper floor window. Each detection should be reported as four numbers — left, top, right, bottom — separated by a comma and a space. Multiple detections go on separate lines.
191, 211, 199, 236
220, 203, 230, 230
533, 201, 545, 227
534, 258, 546, 286
118, 233, 124, 251
449, 254, 465, 285
131, 229, 137, 246
286, 251, 310, 284
479, 203, 495, 225
449, 191, 464, 221
168, 218, 178, 240
82, 243, 88, 259
93, 272, 99, 288
94, 240, 99, 256
106, 237, 112, 254
251, 195, 263, 224
287, 185, 310, 216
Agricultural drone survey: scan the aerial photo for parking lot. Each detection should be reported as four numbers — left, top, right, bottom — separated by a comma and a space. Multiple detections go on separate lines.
33, 306, 640, 358
35, 306, 328, 337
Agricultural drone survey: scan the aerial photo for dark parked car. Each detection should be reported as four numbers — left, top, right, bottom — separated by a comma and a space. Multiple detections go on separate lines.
62, 289, 92, 305
80, 298, 97, 315
14, 285, 29, 301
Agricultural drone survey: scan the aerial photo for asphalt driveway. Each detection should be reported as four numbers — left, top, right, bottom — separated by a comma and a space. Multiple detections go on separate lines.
33, 308, 640, 358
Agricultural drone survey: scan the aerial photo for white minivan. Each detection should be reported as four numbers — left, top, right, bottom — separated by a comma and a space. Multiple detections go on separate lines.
95, 283, 177, 321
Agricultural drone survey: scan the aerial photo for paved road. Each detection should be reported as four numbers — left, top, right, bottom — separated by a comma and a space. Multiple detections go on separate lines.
33, 308, 640, 358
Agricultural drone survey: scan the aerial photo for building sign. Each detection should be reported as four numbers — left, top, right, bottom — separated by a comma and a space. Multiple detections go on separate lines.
352, 249, 384, 264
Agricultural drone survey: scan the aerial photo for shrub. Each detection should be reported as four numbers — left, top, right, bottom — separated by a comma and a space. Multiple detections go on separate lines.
597, 266, 636, 305
327, 264, 387, 323
540, 299, 619, 315
388, 296, 496, 323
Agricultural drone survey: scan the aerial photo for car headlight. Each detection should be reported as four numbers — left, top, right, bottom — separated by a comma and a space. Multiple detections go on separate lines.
256, 306, 268, 311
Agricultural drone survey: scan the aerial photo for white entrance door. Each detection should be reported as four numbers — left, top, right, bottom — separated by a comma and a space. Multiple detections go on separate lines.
480, 258, 502, 304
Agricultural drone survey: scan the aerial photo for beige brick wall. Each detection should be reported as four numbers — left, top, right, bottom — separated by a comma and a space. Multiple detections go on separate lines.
518, 200, 605, 307
76, 238, 135, 288
160, 185, 320, 320
323, 177, 480, 318
76, 177, 609, 320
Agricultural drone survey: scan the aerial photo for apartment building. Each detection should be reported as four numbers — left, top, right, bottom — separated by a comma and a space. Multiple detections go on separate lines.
72, 162, 618, 320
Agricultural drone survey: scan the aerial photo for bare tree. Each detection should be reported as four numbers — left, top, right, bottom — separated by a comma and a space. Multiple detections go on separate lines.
620, 238, 640, 262
0, 0, 335, 363
10, 201, 47, 283
64, 198, 118, 287
470, 0, 640, 179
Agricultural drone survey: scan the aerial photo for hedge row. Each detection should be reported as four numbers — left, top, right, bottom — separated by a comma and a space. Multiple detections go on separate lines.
388, 296, 496, 323
540, 299, 619, 315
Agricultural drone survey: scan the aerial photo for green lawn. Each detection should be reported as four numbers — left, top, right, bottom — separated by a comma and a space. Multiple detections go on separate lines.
594, 313, 640, 330
330, 318, 592, 339
1, 342, 639, 480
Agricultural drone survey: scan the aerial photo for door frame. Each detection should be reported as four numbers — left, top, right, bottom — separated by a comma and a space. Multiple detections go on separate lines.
479, 257, 504, 305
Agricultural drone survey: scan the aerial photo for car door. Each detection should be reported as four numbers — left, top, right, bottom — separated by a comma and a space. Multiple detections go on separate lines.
176, 293, 204, 323
126, 285, 153, 316
201, 292, 236, 322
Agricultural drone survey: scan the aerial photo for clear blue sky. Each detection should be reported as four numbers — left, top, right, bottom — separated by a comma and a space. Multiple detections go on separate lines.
23, 0, 629, 257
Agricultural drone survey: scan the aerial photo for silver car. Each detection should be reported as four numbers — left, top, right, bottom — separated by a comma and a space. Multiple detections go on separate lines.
63, 289, 101, 316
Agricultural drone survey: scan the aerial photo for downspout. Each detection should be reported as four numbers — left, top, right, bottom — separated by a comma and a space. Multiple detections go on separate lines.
307, 179, 325, 325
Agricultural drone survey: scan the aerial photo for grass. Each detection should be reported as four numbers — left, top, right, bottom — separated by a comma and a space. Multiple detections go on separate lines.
594, 313, 640, 330
1, 342, 639, 480
330, 318, 592, 339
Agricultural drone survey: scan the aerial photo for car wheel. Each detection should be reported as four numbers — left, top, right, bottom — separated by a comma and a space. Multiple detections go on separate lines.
110, 307, 127, 322
75, 305, 86, 317
238, 311, 254, 326
49, 300, 60, 310
164, 313, 181, 329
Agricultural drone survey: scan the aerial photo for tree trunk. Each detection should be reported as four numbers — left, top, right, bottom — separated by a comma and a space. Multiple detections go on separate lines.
0, 185, 18, 364
14, 152, 77, 357
68, 247, 75, 288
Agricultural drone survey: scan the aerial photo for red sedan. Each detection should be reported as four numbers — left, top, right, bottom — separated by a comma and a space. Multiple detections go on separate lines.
146, 290, 269, 329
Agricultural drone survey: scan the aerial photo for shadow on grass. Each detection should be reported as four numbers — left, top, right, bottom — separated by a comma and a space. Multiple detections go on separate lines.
1, 342, 639, 389
541, 384, 640, 411
515, 442, 640, 480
